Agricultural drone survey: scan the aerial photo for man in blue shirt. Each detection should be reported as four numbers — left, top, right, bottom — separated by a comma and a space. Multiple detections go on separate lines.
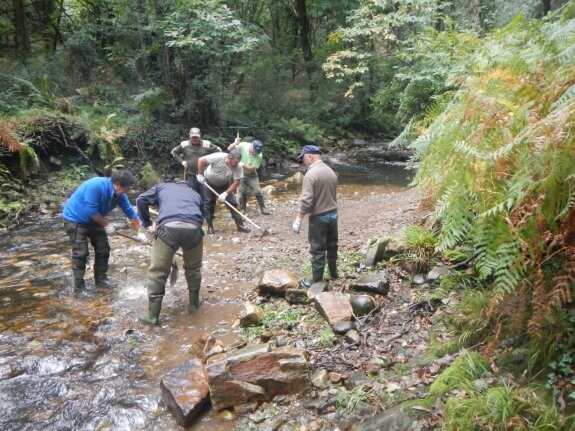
62, 171, 147, 292
136, 182, 205, 325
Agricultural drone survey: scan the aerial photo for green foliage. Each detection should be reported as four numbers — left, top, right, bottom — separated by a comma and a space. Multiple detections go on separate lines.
394, 225, 438, 272
334, 384, 377, 413
19, 142, 39, 176
443, 379, 567, 431
272, 118, 324, 145
311, 325, 335, 348
429, 352, 489, 398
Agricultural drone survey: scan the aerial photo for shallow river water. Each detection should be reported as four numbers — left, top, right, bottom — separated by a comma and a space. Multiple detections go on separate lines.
0, 160, 411, 431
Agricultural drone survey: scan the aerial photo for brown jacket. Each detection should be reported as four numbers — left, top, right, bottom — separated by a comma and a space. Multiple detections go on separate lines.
299, 160, 338, 216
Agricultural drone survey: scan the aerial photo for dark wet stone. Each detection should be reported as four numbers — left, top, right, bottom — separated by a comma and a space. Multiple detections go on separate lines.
353, 404, 421, 431
160, 358, 210, 427
239, 302, 263, 327
307, 281, 329, 300
331, 320, 356, 335
350, 294, 377, 316
350, 272, 390, 295
364, 236, 390, 267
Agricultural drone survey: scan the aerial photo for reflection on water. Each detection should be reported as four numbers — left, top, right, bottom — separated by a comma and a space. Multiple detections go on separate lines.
0, 161, 411, 430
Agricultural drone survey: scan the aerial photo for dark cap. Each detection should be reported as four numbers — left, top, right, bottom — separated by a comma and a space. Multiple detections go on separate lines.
252, 140, 263, 154
297, 145, 321, 160
228, 149, 242, 160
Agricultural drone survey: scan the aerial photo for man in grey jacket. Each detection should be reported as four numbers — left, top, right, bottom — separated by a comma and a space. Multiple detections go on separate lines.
292, 145, 339, 283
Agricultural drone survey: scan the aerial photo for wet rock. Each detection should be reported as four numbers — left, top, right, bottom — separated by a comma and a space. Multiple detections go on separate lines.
307, 281, 329, 300
363, 236, 390, 267
350, 295, 377, 316
160, 357, 210, 427
188, 333, 225, 362
329, 372, 343, 384
313, 292, 353, 326
344, 329, 361, 346
353, 404, 420, 431
260, 330, 273, 342
285, 288, 308, 304
411, 274, 426, 286
331, 320, 356, 335
257, 269, 300, 297
239, 302, 263, 327
206, 344, 311, 411
426, 264, 450, 283
139, 163, 163, 190
311, 369, 329, 388
284, 172, 304, 184
350, 272, 390, 295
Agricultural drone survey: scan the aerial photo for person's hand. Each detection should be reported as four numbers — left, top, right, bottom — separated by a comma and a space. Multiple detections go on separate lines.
234, 137, 240, 145
196, 174, 205, 184
292, 217, 302, 234
238, 162, 244, 169
218, 191, 228, 203
104, 224, 116, 235
137, 230, 149, 245
182, 161, 188, 168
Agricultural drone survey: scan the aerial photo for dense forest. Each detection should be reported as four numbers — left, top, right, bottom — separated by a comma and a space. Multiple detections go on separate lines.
1, 0, 574, 429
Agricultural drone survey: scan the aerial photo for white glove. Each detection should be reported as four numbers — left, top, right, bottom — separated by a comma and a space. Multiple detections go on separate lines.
137, 231, 149, 245
196, 174, 205, 184
182, 161, 188, 168
233, 137, 241, 145
292, 217, 302, 234
238, 162, 244, 169
218, 191, 228, 203
104, 224, 116, 235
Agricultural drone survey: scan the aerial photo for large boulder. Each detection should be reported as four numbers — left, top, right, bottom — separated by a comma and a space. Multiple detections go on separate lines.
257, 269, 300, 296
206, 344, 311, 411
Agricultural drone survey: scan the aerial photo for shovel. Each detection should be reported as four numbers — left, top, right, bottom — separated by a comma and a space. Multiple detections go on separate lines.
203, 181, 270, 236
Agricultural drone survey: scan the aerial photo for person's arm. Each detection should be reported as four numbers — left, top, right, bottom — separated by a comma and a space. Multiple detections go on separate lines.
136, 186, 158, 229
226, 179, 241, 194
197, 156, 209, 175
171, 143, 185, 164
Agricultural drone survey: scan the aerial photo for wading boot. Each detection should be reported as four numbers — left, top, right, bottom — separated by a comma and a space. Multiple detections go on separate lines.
312, 266, 325, 283
256, 195, 271, 215
188, 289, 201, 313
95, 275, 118, 288
235, 219, 251, 233
328, 260, 339, 279
139, 297, 162, 326
238, 193, 247, 212
73, 277, 86, 292
206, 220, 215, 235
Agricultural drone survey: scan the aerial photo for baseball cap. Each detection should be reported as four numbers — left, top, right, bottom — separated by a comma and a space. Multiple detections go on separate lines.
252, 140, 263, 154
297, 145, 321, 160
189, 127, 201, 138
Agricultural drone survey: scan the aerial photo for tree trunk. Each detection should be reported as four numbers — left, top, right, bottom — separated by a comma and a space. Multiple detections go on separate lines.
12, 0, 30, 55
541, 0, 552, 16
294, 0, 316, 90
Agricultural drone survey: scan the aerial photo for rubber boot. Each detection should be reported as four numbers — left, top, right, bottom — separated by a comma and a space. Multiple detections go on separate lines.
139, 296, 163, 326
328, 260, 339, 279
95, 275, 118, 288
256, 195, 270, 215
73, 277, 86, 292
239, 193, 247, 212
188, 289, 201, 313
312, 266, 325, 283
206, 219, 214, 235
235, 219, 251, 233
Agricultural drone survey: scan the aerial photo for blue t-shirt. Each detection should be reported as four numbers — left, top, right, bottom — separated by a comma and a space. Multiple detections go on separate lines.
62, 177, 137, 224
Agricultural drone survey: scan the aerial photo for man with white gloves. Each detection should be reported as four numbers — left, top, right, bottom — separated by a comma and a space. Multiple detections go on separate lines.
170, 127, 221, 194
293, 145, 339, 284
62, 170, 147, 292
197, 149, 250, 234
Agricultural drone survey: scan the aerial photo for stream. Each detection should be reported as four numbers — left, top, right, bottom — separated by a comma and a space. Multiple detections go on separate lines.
0, 159, 412, 431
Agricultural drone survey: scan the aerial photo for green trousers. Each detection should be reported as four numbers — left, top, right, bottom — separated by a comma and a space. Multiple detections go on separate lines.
145, 226, 203, 300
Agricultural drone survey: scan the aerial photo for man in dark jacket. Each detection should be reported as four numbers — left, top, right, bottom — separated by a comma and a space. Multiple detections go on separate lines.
62, 170, 147, 292
292, 145, 339, 283
136, 182, 205, 326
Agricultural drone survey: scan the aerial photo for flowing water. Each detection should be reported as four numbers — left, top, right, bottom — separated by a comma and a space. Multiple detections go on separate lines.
0, 160, 411, 431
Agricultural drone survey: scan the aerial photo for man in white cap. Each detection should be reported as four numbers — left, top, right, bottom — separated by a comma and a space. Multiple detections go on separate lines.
227, 138, 270, 215
171, 127, 221, 194
292, 145, 339, 284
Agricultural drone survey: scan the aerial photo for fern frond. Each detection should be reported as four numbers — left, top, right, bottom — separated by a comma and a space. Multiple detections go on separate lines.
551, 83, 575, 112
